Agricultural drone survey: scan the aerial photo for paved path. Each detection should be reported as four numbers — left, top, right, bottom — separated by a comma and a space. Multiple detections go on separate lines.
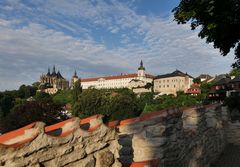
212, 144, 240, 167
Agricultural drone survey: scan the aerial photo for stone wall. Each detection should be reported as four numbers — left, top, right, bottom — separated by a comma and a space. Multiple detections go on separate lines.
0, 116, 121, 167
0, 104, 238, 167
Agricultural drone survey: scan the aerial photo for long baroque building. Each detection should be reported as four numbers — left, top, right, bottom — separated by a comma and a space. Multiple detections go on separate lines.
40, 65, 69, 94
71, 61, 154, 91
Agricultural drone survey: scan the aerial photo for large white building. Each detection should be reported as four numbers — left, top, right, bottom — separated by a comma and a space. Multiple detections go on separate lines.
154, 70, 194, 96
71, 61, 154, 90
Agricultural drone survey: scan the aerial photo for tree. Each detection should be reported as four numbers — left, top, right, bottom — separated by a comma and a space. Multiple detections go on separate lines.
72, 89, 110, 118
0, 94, 14, 117
193, 78, 201, 84
35, 92, 52, 102
72, 79, 82, 104
18, 85, 37, 98
108, 93, 140, 121
229, 68, 240, 77
53, 90, 72, 105
173, 0, 240, 68
0, 100, 68, 133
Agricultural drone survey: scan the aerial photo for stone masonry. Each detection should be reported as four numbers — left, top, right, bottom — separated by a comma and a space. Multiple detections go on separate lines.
0, 104, 239, 167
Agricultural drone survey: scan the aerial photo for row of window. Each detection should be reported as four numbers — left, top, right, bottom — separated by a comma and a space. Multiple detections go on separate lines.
155, 79, 184, 83
157, 85, 185, 89
158, 85, 175, 88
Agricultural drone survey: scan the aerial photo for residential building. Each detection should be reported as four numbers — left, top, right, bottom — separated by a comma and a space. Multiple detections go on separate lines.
186, 83, 201, 96
72, 61, 153, 90
228, 75, 240, 97
208, 77, 231, 101
197, 74, 213, 82
154, 70, 193, 95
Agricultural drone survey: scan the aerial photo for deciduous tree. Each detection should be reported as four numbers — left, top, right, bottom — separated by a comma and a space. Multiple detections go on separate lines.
173, 0, 240, 67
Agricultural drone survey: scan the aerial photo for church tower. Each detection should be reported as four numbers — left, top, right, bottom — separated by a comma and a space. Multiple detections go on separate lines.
137, 60, 145, 79
71, 70, 79, 88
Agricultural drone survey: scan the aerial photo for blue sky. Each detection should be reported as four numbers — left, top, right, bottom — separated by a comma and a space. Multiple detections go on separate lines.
0, 0, 235, 91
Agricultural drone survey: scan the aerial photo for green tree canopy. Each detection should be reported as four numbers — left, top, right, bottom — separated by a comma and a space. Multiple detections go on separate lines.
173, 0, 240, 67
53, 90, 72, 105
72, 80, 82, 104
0, 100, 68, 133
229, 68, 240, 77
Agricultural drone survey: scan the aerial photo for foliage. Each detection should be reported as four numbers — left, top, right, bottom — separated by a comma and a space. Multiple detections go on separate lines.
34, 91, 51, 102
53, 90, 72, 105
173, 0, 240, 68
72, 88, 141, 121
72, 89, 110, 118
18, 85, 37, 98
72, 80, 82, 104
200, 81, 214, 94
142, 93, 199, 113
108, 90, 141, 121
0, 100, 68, 133
0, 94, 14, 117
229, 68, 240, 77
193, 78, 201, 84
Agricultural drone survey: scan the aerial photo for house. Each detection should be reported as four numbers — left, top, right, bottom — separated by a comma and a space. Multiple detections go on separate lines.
154, 70, 193, 96
197, 74, 213, 82
208, 77, 231, 101
186, 83, 201, 96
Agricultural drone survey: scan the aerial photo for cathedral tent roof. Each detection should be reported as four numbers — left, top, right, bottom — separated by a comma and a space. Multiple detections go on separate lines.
51, 65, 57, 76
46, 68, 51, 76
57, 71, 64, 79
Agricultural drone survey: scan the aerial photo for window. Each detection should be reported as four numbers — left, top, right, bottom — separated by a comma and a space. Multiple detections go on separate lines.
167, 85, 169, 87
174, 85, 176, 88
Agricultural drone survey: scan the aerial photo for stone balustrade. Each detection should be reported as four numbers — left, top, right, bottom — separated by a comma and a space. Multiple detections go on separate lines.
0, 104, 239, 167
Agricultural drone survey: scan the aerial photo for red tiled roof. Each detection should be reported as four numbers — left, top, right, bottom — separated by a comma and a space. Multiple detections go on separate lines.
81, 73, 154, 82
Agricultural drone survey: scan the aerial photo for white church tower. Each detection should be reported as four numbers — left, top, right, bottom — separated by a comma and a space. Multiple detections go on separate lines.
137, 60, 146, 79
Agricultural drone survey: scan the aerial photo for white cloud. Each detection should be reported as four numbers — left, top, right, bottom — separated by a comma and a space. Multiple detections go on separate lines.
0, 0, 235, 91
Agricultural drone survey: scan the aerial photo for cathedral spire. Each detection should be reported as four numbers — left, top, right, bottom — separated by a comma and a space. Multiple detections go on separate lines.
47, 67, 50, 75
74, 70, 77, 77
138, 60, 145, 70
53, 65, 56, 73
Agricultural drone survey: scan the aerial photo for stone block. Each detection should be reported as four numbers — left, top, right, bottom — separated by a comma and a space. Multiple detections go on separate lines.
85, 142, 107, 154
94, 150, 114, 167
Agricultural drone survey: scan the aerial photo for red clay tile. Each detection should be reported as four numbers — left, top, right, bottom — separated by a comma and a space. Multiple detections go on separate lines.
130, 159, 159, 167
140, 110, 167, 121
80, 115, 100, 125
45, 118, 75, 133
120, 117, 140, 126
0, 122, 36, 143
105, 120, 120, 128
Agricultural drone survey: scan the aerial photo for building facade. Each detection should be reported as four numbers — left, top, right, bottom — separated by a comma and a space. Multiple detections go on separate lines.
40, 65, 69, 94
186, 83, 201, 96
72, 61, 153, 90
154, 70, 193, 95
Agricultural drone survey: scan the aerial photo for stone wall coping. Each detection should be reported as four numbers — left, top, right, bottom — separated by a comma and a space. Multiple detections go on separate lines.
0, 103, 221, 149
129, 159, 159, 167
0, 122, 36, 143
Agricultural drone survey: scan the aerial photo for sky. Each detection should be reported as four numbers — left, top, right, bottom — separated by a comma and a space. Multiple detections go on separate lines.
0, 0, 235, 91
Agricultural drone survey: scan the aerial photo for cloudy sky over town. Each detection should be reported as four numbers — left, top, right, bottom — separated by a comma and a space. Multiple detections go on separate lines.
0, 0, 235, 90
